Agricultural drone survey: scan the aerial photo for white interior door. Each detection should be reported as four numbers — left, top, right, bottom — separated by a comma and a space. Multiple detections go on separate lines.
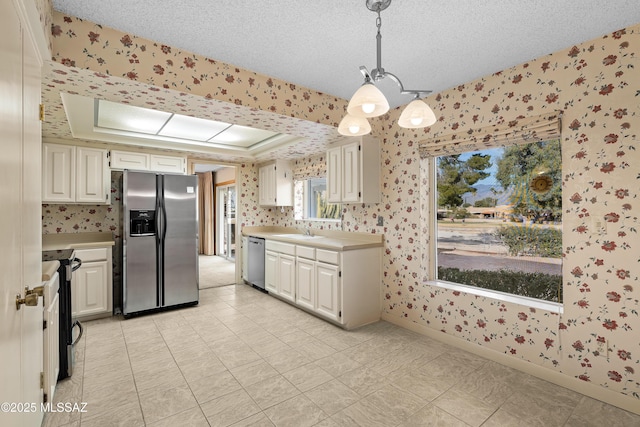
22, 5, 44, 423
0, 4, 27, 425
1, 2, 44, 425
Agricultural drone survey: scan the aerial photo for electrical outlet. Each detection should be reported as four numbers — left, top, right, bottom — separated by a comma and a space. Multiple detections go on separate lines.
595, 338, 608, 357
377, 216, 384, 226
594, 219, 606, 235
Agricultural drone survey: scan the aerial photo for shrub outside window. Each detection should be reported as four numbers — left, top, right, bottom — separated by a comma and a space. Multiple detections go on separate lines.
434, 140, 563, 303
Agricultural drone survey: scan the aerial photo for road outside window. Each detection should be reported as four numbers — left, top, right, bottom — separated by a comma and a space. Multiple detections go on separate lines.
435, 140, 563, 302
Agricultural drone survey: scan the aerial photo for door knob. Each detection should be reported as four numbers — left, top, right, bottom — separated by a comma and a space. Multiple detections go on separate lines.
16, 290, 39, 310
27, 285, 44, 297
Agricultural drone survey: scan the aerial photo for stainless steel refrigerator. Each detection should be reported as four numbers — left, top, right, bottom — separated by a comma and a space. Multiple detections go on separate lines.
122, 170, 199, 316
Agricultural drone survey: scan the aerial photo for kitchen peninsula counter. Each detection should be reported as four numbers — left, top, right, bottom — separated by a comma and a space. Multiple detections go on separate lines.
42, 232, 115, 321
42, 261, 60, 281
42, 232, 115, 251
242, 226, 383, 251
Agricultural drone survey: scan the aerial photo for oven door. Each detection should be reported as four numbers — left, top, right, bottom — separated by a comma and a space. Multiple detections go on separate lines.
57, 256, 83, 380
70, 257, 84, 346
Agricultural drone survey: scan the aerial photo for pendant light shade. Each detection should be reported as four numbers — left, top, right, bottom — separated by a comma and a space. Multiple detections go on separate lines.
338, 114, 372, 136
346, 83, 390, 118
398, 98, 437, 128
339, 0, 435, 136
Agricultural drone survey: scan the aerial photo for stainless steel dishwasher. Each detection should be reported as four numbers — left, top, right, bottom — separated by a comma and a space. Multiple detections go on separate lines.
247, 237, 265, 290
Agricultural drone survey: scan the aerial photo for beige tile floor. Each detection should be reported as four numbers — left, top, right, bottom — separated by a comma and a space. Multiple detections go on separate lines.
198, 255, 237, 289
43, 284, 640, 427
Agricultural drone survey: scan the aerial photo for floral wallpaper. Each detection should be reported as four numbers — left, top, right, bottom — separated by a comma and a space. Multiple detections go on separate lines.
46, 10, 348, 164
49, 11, 346, 126
42, 10, 639, 406
40, 60, 343, 163
34, 0, 53, 53
42, 171, 124, 302
383, 27, 640, 400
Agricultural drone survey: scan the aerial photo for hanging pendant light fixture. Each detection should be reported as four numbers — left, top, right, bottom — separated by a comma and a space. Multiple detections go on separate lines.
346, 78, 389, 118
339, 0, 436, 136
398, 95, 437, 128
338, 113, 372, 136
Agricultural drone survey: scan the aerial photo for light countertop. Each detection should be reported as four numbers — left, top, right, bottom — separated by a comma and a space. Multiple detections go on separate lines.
42, 232, 115, 251
42, 261, 59, 281
242, 226, 383, 251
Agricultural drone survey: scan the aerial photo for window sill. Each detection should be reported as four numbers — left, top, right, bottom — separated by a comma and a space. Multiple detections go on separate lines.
295, 218, 341, 223
425, 280, 563, 314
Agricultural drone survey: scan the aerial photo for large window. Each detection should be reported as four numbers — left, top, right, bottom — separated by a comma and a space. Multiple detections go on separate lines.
434, 140, 562, 303
294, 178, 341, 221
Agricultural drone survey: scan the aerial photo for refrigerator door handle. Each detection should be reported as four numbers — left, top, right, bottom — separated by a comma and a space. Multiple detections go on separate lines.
154, 187, 162, 246
156, 174, 163, 308
162, 201, 168, 241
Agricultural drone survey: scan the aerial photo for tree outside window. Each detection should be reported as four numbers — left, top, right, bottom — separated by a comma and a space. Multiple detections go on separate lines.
435, 140, 563, 303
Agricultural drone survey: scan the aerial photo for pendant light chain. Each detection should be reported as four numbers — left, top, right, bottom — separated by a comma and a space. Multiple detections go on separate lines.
375, 11, 384, 78
338, 0, 437, 135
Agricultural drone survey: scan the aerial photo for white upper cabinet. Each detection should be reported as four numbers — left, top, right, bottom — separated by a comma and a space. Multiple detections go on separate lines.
326, 135, 380, 204
326, 146, 342, 202
149, 154, 185, 174
341, 143, 360, 202
42, 143, 76, 203
258, 160, 293, 206
110, 150, 186, 174
76, 147, 110, 203
109, 150, 149, 171
43, 143, 110, 204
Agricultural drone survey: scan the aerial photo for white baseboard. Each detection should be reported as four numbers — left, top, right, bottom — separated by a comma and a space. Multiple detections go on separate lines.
382, 312, 639, 416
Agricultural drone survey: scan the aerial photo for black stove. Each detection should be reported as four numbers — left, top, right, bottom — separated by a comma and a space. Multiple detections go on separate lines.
42, 249, 83, 380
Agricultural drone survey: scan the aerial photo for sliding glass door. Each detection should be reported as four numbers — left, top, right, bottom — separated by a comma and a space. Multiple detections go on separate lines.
217, 184, 236, 260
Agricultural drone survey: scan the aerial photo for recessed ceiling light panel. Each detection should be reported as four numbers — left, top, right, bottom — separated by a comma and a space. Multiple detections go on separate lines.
210, 124, 279, 147
97, 100, 172, 134
159, 114, 232, 141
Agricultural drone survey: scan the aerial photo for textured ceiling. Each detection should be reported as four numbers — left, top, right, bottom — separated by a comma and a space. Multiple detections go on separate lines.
52, 0, 640, 109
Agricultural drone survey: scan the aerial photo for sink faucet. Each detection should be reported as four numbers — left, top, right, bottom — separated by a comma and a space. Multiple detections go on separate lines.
303, 227, 312, 236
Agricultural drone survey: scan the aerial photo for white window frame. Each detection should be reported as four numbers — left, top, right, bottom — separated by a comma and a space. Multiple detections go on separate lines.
295, 178, 341, 223
426, 155, 563, 314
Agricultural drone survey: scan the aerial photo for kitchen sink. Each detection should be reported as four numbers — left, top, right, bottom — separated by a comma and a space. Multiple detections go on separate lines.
274, 233, 324, 240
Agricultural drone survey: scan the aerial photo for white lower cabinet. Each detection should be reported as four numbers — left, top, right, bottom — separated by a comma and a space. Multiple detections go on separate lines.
74, 261, 109, 317
278, 254, 296, 302
241, 236, 249, 282
73, 247, 113, 320
297, 248, 341, 322
295, 257, 315, 311
266, 240, 381, 329
315, 262, 340, 322
265, 250, 278, 293
265, 241, 296, 302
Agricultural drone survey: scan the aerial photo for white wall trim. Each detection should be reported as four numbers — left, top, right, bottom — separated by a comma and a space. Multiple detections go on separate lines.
381, 312, 640, 416
13, 0, 49, 66
426, 280, 563, 314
